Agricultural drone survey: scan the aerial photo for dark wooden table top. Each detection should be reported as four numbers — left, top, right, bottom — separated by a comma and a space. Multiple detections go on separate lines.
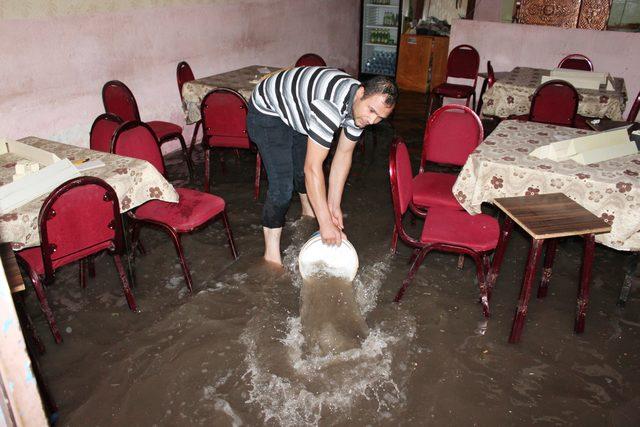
493, 193, 612, 240
1, 242, 25, 293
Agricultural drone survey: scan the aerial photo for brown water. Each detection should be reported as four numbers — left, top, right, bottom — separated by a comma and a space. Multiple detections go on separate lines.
23, 97, 640, 425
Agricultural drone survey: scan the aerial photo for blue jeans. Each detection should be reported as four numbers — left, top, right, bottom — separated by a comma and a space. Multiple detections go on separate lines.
247, 102, 308, 228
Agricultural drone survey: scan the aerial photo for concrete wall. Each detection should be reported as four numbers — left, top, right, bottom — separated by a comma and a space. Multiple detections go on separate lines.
449, 19, 640, 118
0, 0, 361, 149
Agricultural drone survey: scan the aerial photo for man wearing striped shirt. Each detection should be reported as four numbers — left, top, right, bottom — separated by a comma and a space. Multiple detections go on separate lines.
247, 66, 397, 266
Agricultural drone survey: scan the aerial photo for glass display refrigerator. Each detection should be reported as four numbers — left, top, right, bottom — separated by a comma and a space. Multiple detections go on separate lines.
359, 0, 404, 79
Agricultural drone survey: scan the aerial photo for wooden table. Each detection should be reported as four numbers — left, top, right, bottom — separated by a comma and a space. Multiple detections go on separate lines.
488, 193, 611, 343
480, 67, 627, 120
1, 243, 24, 293
180, 65, 279, 124
0, 137, 178, 250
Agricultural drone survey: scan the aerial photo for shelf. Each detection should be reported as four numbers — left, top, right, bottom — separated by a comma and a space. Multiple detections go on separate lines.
365, 4, 398, 8
366, 25, 398, 29
364, 43, 397, 49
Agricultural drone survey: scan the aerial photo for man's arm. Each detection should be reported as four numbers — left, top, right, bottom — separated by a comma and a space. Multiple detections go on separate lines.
304, 138, 346, 245
327, 129, 356, 231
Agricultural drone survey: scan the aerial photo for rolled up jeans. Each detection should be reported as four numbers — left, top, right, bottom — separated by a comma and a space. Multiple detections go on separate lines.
247, 102, 308, 228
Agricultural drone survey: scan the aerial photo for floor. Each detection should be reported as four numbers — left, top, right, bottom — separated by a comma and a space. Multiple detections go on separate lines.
23, 91, 640, 426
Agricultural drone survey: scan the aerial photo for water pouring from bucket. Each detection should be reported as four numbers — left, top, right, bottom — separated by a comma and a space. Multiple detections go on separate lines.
298, 232, 369, 355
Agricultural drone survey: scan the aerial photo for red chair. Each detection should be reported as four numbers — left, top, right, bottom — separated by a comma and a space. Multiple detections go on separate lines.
102, 80, 194, 180
628, 90, 640, 122
428, 44, 480, 115
200, 88, 262, 200
15, 177, 137, 343
415, 105, 483, 209
111, 121, 238, 292
176, 61, 201, 158
511, 80, 579, 127
389, 137, 499, 316
558, 54, 593, 71
475, 60, 496, 115
90, 113, 123, 153
295, 53, 326, 67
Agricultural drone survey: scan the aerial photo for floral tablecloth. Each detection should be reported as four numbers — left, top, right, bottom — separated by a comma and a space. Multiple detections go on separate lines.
181, 65, 278, 124
0, 137, 179, 250
481, 67, 627, 120
452, 120, 640, 251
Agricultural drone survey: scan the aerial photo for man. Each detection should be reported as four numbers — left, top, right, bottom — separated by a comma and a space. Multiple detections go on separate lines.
247, 66, 398, 266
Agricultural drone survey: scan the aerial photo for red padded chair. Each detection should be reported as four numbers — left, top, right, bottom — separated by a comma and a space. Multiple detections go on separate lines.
90, 113, 123, 153
102, 80, 194, 180
111, 121, 238, 292
475, 61, 496, 115
558, 54, 593, 71
15, 177, 137, 343
176, 61, 201, 158
628, 90, 640, 122
389, 137, 499, 316
511, 80, 579, 127
295, 53, 327, 67
428, 44, 480, 115
414, 105, 483, 209
200, 88, 262, 200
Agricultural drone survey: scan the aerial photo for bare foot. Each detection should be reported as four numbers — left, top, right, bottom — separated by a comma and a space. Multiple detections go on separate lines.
299, 193, 316, 218
263, 254, 283, 267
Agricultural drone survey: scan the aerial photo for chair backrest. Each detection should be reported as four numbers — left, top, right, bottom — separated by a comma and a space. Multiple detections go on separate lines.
628, 90, 640, 122
295, 53, 326, 67
558, 54, 593, 71
111, 121, 166, 176
102, 80, 141, 122
177, 61, 195, 101
528, 80, 579, 127
38, 176, 123, 278
420, 105, 483, 171
90, 113, 123, 153
201, 88, 251, 149
487, 61, 496, 88
446, 44, 480, 82
389, 137, 414, 219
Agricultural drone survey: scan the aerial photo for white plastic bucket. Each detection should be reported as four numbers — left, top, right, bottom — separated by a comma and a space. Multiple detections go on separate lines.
298, 232, 359, 281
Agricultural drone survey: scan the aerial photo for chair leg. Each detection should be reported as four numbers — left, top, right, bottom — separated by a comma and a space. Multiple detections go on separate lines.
79, 259, 87, 289
457, 255, 465, 270
575, 234, 596, 334
254, 153, 262, 201
390, 224, 399, 254
394, 248, 429, 303
221, 210, 239, 260
537, 239, 558, 298
176, 134, 195, 182
113, 254, 137, 312
13, 292, 46, 355
486, 216, 514, 298
30, 274, 62, 344
130, 222, 145, 256
167, 230, 193, 293
426, 92, 435, 118
204, 146, 211, 193
470, 252, 490, 318
509, 238, 544, 344
476, 79, 488, 114
88, 255, 96, 278
188, 121, 201, 159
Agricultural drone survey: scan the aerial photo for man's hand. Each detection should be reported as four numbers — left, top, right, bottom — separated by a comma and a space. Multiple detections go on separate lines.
319, 220, 346, 246
328, 203, 344, 230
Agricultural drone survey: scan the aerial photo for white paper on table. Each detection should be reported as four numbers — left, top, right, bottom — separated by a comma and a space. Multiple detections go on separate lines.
0, 158, 80, 214
565, 128, 630, 157
0, 137, 60, 166
571, 142, 638, 165
74, 159, 105, 172
530, 138, 575, 161
257, 67, 272, 74
530, 128, 635, 163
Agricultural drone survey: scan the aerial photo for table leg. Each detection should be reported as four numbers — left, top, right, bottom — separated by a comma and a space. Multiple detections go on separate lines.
618, 251, 639, 307
537, 239, 558, 299
486, 216, 514, 299
575, 234, 595, 334
509, 238, 544, 344
120, 214, 137, 288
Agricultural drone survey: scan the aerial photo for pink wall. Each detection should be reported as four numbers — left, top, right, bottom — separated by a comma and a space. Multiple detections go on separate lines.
450, 19, 640, 119
0, 1, 361, 149
473, 0, 503, 22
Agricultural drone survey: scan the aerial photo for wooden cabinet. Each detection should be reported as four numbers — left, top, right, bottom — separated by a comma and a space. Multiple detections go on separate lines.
396, 34, 449, 93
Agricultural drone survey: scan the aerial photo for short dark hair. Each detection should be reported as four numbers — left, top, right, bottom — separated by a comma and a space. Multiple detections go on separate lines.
362, 75, 398, 106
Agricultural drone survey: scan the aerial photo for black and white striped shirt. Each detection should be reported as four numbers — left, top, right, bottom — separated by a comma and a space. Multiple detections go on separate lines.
250, 67, 363, 149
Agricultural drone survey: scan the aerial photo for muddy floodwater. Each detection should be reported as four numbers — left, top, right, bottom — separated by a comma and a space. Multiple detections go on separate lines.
24, 93, 640, 425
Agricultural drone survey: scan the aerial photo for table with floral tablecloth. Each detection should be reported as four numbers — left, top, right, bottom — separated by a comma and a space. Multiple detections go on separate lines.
0, 137, 179, 250
452, 120, 640, 251
181, 65, 279, 124
481, 67, 627, 120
